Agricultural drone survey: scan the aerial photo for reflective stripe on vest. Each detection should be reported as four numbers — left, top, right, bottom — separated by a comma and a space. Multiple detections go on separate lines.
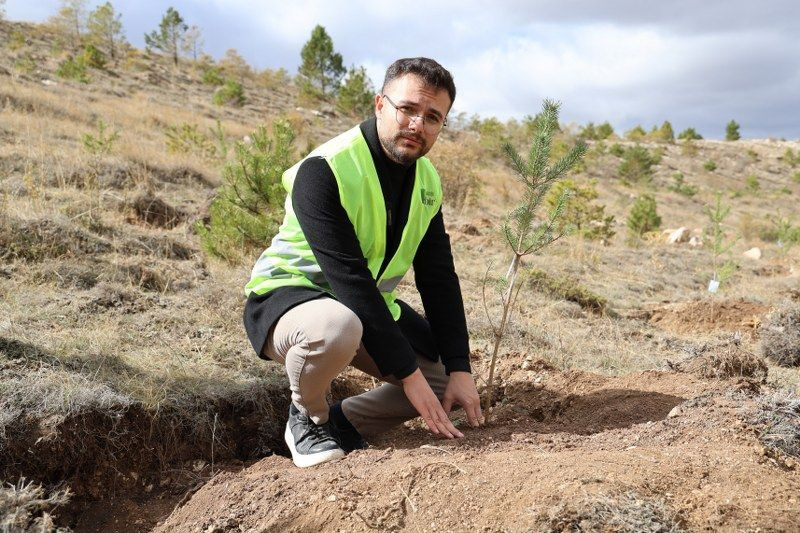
245, 125, 442, 320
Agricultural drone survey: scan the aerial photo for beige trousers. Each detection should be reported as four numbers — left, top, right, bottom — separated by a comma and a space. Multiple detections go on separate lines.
265, 298, 450, 437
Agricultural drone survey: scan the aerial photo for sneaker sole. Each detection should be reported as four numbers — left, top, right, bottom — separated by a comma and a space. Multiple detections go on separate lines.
284, 423, 345, 468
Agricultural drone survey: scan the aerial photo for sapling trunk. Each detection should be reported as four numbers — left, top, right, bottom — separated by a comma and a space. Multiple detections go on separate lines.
481, 100, 587, 422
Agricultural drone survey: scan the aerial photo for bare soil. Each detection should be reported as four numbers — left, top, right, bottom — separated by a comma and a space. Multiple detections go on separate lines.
155, 367, 800, 532
648, 298, 771, 335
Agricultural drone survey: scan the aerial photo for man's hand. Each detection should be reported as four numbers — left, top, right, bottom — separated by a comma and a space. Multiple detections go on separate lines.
401, 369, 464, 438
442, 371, 483, 427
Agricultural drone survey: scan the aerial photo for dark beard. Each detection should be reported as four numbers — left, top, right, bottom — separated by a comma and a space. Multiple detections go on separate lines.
378, 130, 426, 165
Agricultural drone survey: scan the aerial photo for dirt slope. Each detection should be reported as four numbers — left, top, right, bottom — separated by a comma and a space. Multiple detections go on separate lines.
156, 368, 799, 532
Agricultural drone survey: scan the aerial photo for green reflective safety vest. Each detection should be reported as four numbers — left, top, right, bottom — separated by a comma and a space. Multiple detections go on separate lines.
245, 125, 443, 320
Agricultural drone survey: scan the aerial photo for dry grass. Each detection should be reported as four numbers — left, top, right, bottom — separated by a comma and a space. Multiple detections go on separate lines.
751, 389, 800, 459
536, 490, 684, 532
0, 478, 71, 533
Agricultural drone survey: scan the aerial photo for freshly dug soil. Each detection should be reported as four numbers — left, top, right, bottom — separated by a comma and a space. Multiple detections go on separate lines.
649, 299, 770, 335
155, 368, 800, 532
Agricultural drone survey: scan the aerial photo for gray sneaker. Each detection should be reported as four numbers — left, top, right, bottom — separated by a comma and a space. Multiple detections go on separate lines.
284, 402, 345, 468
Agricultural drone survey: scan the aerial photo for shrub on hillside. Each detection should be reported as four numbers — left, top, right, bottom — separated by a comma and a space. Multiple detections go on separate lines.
608, 143, 625, 157
761, 305, 800, 367
745, 174, 760, 192
783, 148, 800, 167
212, 79, 246, 107
56, 55, 89, 83
678, 127, 703, 140
336, 66, 375, 119
80, 43, 107, 69
618, 145, 658, 183
164, 123, 217, 159
82, 119, 120, 156
626, 194, 661, 238
704, 160, 717, 172
201, 65, 224, 86
197, 120, 295, 263
546, 179, 615, 242
726, 119, 741, 141
624, 125, 647, 141
668, 172, 698, 197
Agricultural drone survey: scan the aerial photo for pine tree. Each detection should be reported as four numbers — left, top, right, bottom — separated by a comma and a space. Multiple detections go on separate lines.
678, 127, 703, 140
181, 25, 203, 61
144, 7, 187, 66
49, 0, 89, 49
626, 194, 661, 238
725, 120, 741, 141
336, 66, 375, 118
218, 48, 250, 79
481, 100, 586, 421
86, 2, 125, 63
656, 120, 674, 142
298, 25, 345, 100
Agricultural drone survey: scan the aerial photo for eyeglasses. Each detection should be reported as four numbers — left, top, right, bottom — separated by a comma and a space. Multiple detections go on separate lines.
382, 95, 447, 134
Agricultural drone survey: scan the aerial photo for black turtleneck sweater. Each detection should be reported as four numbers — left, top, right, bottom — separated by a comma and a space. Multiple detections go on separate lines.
243, 117, 471, 380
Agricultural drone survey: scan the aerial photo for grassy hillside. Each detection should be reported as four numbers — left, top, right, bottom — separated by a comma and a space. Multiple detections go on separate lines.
1, 18, 799, 531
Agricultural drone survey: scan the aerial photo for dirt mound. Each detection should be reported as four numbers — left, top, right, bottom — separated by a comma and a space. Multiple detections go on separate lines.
649, 299, 769, 335
155, 370, 800, 532
666, 336, 768, 381
129, 194, 185, 229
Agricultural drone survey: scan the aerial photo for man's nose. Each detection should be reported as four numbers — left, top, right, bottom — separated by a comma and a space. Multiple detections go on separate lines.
407, 115, 423, 132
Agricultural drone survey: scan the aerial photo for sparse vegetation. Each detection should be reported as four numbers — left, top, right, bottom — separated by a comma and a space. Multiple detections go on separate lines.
668, 172, 698, 197
86, 1, 125, 63
703, 160, 717, 172
751, 389, 800, 459
0, 478, 72, 532
427, 138, 482, 211
624, 125, 647, 141
745, 174, 760, 193
56, 53, 89, 82
678, 127, 702, 140
618, 144, 659, 183
783, 148, 800, 167
579, 121, 614, 140
626, 193, 661, 239
164, 122, 217, 159
336, 65, 375, 119
546, 179, 615, 242
82, 118, 120, 155
197, 120, 294, 263
201, 65, 224, 86
761, 305, 800, 367
527, 267, 610, 314
213, 79, 246, 107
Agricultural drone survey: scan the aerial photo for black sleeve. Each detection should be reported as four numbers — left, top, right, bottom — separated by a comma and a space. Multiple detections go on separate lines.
413, 209, 472, 374
291, 157, 419, 379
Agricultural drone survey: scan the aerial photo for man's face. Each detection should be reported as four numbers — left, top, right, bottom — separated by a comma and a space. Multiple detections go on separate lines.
375, 74, 451, 165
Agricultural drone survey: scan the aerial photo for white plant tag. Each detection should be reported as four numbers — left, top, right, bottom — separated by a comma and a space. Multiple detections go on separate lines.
708, 279, 720, 293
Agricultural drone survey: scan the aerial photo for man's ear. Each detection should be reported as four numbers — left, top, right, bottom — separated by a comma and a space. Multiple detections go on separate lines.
374, 93, 382, 119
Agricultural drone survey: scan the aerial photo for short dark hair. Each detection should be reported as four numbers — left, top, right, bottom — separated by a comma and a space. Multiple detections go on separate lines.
382, 57, 456, 107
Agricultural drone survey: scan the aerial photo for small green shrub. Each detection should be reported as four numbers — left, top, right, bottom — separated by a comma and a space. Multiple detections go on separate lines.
624, 125, 647, 141
678, 127, 703, 140
783, 148, 800, 167
14, 54, 37, 75
82, 120, 120, 155
745, 174, 760, 192
527, 267, 610, 314
80, 43, 107, 69
579, 122, 614, 141
703, 160, 717, 172
201, 66, 224, 86
618, 145, 658, 183
608, 143, 625, 157
212, 79, 246, 107
546, 179, 615, 242
164, 123, 216, 159
704, 193, 738, 289
56, 55, 89, 83
336, 65, 375, 118
747, 148, 760, 162
668, 172, 698, 197
197, 120, 295, 263
8, 29, 28, 51
626, 194, 661, 238
651, 121, 674, 142
792, 171, 800, 184
725, 119, 741, 141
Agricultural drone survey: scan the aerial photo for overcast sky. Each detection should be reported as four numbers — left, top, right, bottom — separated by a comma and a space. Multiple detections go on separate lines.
7, 1, 800, 139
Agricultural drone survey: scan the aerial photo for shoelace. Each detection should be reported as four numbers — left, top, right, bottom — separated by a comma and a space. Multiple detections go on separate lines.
296, 417, 336, 446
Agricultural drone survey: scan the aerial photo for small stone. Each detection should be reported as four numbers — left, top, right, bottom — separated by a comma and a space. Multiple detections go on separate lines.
743, 247, 762, 260
327, 494, 337, 502
667, 227, 691, 244
667, 406, 682, 418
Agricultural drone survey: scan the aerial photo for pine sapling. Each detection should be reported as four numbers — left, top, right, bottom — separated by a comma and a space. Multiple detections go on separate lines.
704, 192, 738, 293
481, 100, 586, 421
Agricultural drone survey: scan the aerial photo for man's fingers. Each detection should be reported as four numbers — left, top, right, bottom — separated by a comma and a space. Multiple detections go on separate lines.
442, 396, 453, 416
422, 414, 440, 434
